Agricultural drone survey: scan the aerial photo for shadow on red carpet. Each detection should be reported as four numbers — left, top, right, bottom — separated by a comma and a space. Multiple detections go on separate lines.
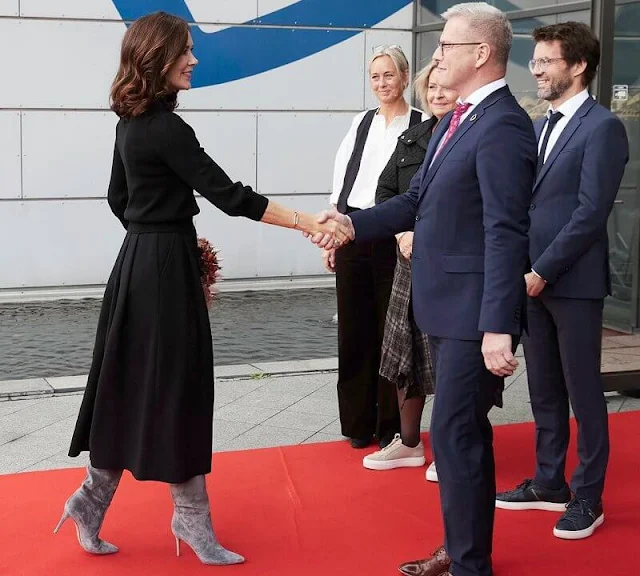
1, 411, 639, 575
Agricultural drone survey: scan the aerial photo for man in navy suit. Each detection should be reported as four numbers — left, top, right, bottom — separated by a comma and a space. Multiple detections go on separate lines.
495, 23, 629, 540
311, 4, 536, 575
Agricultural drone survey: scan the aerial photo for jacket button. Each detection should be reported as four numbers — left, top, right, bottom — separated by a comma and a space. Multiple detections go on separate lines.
530, 203, 536, 210
406, 139, 412, 143
400, 158, 405, 163
415, 214, 421, 221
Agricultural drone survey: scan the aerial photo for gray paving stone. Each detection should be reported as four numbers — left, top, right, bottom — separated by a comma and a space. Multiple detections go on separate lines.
320, 418, 343, 436
309, 383, 339, 401
0, 397, 46, 417
302, 432, 345, 444
214, 364, 258, 379
213, 403, 283, 425
250, 357, 338, 374
45, 375, 87, 393
619, 396, 640, 412
216, 424, 311, 451
229, 389, 302, 411
261, 373, 332, 397
212, 419, 255, 447
263, 409, 336, 432
289, 396, 340, 417
605, 392, 625, 414
0, 378, 52, 399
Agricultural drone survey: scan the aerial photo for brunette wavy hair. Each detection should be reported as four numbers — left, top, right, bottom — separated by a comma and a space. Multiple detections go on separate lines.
110, 11, 189, 117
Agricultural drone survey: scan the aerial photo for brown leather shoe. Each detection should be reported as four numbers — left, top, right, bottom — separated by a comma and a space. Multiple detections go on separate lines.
398, 545, 452, 576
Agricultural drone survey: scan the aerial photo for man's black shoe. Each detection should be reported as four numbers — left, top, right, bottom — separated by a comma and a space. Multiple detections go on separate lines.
349, 437, 372, 449
553, 497, 604, 540
496, 478, 570, 511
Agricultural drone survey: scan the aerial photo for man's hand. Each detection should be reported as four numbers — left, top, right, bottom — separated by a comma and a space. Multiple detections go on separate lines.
481, 333, 518, 377
304, 208, 355, 250
397, 231, 413, 260
322, 249, 336, 273
525, 271, 546, 297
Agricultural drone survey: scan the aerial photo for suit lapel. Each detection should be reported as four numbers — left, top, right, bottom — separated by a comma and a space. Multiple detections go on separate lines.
534, 117, 545, 143
534, 97, 596, 191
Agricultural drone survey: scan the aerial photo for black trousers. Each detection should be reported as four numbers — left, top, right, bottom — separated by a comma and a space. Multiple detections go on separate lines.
429, 336, 500, 576
334, 237, 400, 440
524, 295, 609, 502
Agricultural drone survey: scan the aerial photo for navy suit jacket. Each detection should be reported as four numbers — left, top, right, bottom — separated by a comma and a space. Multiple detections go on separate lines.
530, 97, 629, 299
350, 85, 537, 341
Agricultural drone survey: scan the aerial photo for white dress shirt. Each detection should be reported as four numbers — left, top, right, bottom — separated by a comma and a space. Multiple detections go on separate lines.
538, 88, 590, 162
330, 107, 429, 209
431, 78, 507, 164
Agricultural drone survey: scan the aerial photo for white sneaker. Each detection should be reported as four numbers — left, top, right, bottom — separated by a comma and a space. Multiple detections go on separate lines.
362, 434, 425, 470
426, 461, 438, 483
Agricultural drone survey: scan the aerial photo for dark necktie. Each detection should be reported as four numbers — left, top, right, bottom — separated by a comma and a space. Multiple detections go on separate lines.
536, 111, 564, 176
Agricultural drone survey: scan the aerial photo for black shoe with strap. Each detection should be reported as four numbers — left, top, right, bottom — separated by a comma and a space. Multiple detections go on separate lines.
495, 478, 570, 512
553, 497, 604, 540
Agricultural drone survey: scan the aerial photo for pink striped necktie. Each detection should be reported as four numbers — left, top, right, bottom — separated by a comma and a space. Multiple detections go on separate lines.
434, 102, 472, 158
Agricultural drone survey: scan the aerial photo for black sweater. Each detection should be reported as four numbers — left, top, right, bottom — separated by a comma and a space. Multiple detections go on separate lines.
107, 101, 268, 229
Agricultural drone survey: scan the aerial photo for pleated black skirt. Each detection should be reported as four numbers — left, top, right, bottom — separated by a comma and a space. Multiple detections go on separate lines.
69, 220, 214, 483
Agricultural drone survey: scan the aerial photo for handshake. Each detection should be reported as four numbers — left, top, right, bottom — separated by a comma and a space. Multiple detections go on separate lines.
303, 208, 355, 272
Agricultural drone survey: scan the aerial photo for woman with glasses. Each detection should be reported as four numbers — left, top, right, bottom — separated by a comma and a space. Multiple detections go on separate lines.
361, 59, 459, 478
324, 45, 428, 450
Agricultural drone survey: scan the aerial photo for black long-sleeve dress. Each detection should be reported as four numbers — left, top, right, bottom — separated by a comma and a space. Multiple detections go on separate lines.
68, 99, 268, 483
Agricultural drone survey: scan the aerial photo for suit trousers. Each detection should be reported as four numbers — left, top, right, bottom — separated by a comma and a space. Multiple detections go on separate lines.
334, 237, 399, 440
429, 336, 501, 576
524, 295, 609, 502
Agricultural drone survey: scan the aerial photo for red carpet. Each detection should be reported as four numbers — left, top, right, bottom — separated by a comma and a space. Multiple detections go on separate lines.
1, 411, 639, 575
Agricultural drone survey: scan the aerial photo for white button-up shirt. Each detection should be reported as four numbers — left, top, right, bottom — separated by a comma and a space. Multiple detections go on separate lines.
538, 88, 590, 162
330, 107, 429, 209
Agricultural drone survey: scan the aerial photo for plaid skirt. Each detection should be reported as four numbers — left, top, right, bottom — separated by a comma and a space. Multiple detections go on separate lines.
379, 246, 435, 399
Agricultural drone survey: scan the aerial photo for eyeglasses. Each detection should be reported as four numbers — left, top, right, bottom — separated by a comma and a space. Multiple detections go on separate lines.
437, 41, 483, 53
372, 44, 402, 54
528, 57, 565, 73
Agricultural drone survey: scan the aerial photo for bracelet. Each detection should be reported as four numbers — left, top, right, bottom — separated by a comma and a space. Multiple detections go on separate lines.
293, 211, 300, 228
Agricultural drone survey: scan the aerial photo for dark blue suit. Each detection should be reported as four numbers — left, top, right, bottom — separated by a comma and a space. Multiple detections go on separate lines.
350, 85, 536, 576
525, 97, 629, 503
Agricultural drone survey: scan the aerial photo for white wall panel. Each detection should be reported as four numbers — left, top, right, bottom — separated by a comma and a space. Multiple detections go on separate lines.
179, 112, 257, 189
20, 0, 120, 19
372, 4, 413, 30
363, 30, 414, 111
194, 194, 331, 279
0, 19, 124, 109
22, 112, 117, 199
0, 112, 21, 199
187, 0, 258, 24
257, 112, 353, 196
0, 0, 18, 16
0, 200, 125, 288
181, 32, 365, 111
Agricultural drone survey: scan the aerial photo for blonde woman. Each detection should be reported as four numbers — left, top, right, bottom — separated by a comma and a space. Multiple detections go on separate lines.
361, 59, 458, 478
325, 46, 428, 450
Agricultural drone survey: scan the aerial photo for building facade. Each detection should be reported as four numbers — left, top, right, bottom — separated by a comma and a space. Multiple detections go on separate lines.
0, 0, 638, 330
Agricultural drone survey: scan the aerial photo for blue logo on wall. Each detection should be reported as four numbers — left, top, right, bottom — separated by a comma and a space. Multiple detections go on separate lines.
111, 0, 412, 88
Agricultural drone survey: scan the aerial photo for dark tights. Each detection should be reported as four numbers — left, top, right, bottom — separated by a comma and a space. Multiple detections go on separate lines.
398, 389, 425, 448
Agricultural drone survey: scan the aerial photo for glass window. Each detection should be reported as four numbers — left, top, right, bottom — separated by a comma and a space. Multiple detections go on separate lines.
418, 0, 565, 26
605, 0, 640, 331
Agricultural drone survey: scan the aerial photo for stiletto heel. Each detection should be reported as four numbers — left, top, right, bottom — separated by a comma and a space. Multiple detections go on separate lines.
53, 511, 69, 534
170, 475, 244, 565
54, 465, 123, 555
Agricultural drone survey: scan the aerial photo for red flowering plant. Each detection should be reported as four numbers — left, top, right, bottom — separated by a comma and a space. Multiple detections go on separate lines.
197, 237, 221, 307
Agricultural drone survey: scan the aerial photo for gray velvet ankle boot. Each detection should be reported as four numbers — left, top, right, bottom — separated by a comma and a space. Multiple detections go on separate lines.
53, 464, 122, 554
170, 475, 244, 565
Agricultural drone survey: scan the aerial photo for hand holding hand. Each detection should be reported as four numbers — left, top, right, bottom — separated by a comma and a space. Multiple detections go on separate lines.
481, 333, 518, 377
525, 271, 546, 297
322, 249, 336, 273
304, 208, 355, 250
398, 232, 413, 260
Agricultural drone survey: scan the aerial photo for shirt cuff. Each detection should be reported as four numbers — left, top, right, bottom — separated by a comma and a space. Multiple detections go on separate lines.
531, 268, 547, 282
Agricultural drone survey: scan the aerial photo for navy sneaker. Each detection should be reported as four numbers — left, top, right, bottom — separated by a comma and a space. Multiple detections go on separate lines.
553, 497, 604, 540
496, 478, 570, 511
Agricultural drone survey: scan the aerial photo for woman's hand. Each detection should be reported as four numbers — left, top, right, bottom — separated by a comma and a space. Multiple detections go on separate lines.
397, 231, 414, 260
300, 209, 355, 249
322, 249, 336, 273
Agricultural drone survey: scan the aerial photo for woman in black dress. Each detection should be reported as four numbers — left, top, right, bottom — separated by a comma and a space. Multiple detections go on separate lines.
54, 11, 347, 566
